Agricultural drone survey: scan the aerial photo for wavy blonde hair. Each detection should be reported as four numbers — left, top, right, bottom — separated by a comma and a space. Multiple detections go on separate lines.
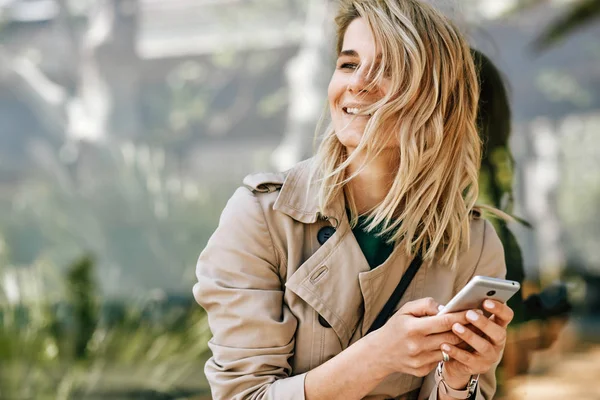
310, 0, 481, 267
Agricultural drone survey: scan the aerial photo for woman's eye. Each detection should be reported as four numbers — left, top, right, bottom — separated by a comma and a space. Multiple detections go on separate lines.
340, 63, 358, 70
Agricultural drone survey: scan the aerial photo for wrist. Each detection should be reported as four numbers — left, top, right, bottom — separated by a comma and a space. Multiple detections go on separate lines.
442, 364, 471, 390
361, 330, 393, 380
436, 362, 479, 399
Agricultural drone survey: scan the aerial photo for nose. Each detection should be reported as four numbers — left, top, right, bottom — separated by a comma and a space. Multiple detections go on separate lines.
347, 67, 371, 94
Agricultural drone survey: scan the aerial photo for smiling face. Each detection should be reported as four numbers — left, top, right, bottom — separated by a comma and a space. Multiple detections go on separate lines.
328, 18, 392, 152
315, 0, 482, 269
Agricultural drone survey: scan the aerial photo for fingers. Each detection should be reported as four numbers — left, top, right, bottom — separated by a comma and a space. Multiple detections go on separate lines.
483, 300, 514, 328
439, 343, 483, 375
406, 351, 446, 377
424, 331, 463, 351
423, 349, 446, 365
450, 322, 495, 356
400, 297, 441, 318
413, 310, 469, 334
465, 310, 506, 346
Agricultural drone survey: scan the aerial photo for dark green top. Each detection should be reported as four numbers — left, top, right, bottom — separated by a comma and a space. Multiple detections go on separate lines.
351, 215, 395, 269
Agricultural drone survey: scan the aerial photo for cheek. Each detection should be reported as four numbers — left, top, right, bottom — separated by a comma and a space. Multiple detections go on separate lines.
327, 83, 335, 106
327, 87, 337, 109
327, 75, 344, 105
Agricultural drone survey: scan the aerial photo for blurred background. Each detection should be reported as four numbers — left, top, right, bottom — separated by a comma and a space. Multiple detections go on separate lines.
0, 0, 598, 398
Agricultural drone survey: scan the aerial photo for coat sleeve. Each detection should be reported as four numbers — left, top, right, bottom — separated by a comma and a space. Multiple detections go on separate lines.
193, 187, 306, 400
419, 219, 508, 400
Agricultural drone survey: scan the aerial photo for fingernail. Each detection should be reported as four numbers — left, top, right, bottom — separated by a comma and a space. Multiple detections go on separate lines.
467, 310, 479, 321
484, 300, 495, 309
441, 344, 450, 352
453, 323, 465, 333
476, 309, 484, 315
438, 305, 445, 312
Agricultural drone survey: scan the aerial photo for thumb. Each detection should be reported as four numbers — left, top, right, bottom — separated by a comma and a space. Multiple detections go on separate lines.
399, 297, 440, 317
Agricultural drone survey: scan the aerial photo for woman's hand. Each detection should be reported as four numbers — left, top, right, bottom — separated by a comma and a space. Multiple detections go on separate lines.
439, 299, 515, 386
367, 297, 469, 378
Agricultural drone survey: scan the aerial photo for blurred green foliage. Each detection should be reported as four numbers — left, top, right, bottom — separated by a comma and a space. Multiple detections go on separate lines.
0, 256, 211, 399
66, 255, 98, 360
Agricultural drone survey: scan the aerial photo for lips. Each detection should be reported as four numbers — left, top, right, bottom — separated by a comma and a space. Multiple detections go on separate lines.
341, 104, 372, 117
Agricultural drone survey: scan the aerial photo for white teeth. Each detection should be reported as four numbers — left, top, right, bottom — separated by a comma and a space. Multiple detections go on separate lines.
344, 107, 372, 117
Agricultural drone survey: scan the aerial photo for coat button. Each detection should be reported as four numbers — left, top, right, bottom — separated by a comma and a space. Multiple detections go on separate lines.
317, 226, 336, 245
318, 314, 331, 328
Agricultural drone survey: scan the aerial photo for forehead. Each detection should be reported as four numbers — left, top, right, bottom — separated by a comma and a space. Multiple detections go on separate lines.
340, 18, 380, 59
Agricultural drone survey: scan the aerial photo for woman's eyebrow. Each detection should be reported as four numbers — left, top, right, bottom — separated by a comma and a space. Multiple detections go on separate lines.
338, 49, 383, 61
339, 49, 359, 58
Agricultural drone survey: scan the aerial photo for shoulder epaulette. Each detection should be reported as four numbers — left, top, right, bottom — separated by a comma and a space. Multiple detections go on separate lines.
243, 172, 286, 194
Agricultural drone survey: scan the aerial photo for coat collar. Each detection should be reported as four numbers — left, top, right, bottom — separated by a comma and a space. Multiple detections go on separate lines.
273, 158, 345, 226
276, 160, 426, 346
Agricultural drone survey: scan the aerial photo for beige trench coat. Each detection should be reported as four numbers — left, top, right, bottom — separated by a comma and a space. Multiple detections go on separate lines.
193, 159, 506, 400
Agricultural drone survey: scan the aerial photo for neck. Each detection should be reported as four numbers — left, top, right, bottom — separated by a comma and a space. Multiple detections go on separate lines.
345, 147, 398, 215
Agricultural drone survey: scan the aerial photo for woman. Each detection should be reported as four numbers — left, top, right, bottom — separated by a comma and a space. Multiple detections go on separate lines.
193, 1, 514, 399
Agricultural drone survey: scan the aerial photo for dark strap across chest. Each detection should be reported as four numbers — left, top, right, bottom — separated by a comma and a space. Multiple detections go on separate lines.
367, 252, 423, 334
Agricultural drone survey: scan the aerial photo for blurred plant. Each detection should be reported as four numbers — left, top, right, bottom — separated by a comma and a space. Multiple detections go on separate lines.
66, 255, 98, 360
0, 262, 61, 398
0, 255, 211, 399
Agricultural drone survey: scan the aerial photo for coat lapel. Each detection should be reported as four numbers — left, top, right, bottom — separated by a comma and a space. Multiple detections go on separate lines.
285, 217, 370, 347
358, 245, 408, 334
358, 247, 428, 335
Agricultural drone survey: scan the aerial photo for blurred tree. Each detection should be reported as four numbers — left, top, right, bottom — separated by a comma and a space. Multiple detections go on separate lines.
271, 0, 335, 171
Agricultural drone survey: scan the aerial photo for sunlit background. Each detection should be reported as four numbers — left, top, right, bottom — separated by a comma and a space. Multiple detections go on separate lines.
0, 0, 598, 398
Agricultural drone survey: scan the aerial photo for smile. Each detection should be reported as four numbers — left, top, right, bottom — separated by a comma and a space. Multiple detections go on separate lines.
342, 106, 372, 117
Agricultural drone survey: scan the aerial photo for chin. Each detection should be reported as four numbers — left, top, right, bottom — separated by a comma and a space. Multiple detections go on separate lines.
334, 129, 364, 149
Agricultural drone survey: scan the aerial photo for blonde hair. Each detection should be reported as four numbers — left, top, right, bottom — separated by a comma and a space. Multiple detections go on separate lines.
310, 0, 481, 267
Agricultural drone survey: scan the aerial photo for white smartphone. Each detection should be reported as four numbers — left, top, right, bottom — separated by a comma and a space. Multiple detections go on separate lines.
437, 276, 520, 316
